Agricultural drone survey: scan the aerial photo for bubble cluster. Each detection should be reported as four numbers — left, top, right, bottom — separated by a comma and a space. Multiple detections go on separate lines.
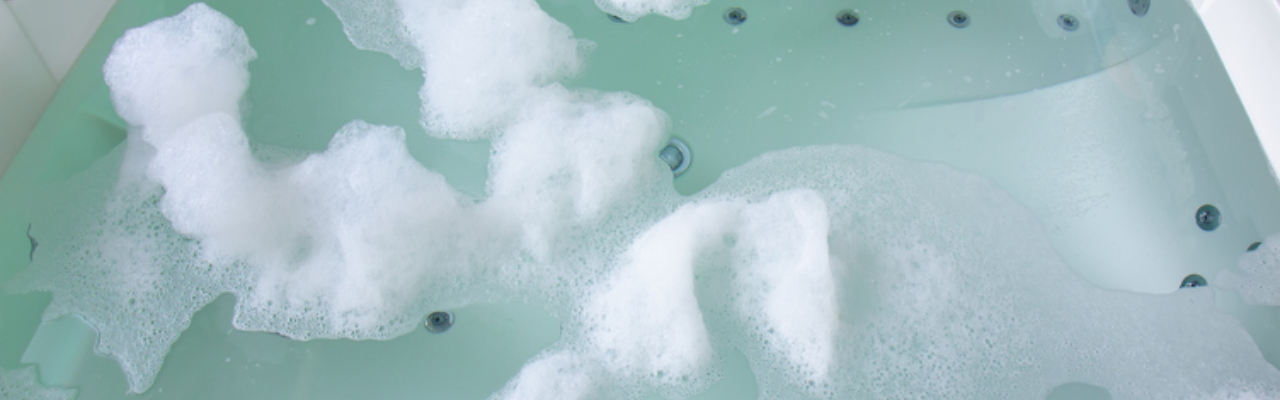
0, 366, 76, 400
3, 1, 1279, 399
8, 2, 667, 393
1217, 235, 1280, 306
700, 147, 1280, 399
593, 0, 712, 22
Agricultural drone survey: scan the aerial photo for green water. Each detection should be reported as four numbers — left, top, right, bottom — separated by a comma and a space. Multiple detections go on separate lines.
0, 0, 521, 397
17, 298, 564, 400
2, 0, 1279, 398
0, 1, 754, 396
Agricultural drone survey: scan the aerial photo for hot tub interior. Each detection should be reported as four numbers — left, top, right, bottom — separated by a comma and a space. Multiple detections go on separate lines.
2, 0, 1280, 399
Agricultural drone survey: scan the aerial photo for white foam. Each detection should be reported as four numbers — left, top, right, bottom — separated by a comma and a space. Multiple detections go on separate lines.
594, 0, 712, 21
318, 0, 422, 69
4, 0, 1280, 398
0, 366, 76, 400
102, 2, 254, 134
170, 119, 502, 338
327, 0, 670, 251
1216, 235, 1280, 306
103, 3, 504, 342
14, 4, 491, 392
8, 1, 664, 392
582, 201, 736, 385
328, 0, 592, 139
499, 190, 838, 399
489, 145, 1280, 400
699, 147, 1280, 399
486, 88, 668, 256
3, 138, 231, 392
489, 353, 602, 400
731, 190, 838, 389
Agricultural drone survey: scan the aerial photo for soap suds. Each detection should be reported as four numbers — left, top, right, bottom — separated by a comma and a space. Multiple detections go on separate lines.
316, 0, 422, 69
485, 88, 669, 258
581, 201, 735, 386
7, 2, 663, 393
695, 147, 1280, 400
102, 2, 255, 134
497, 190, 839, 400
490, 353, 603, 400
1217, 235, 1280, 306
594, 0, 712, 22
0, 366, 76, 400
730, 190, 838, 389
3, 136, 232, 392
326, 0, 593, 139
3, 1, 1279, 399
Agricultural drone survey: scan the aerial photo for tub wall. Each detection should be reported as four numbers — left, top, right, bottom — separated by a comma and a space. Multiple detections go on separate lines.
0, 0, 117, 177
1, 0, 1279, 198
1194, 0, 1280, 185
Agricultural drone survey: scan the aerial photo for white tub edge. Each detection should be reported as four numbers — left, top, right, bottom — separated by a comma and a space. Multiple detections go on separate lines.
1194, 0, 1280, 187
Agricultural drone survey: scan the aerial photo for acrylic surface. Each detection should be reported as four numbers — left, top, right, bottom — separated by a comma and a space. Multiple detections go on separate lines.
1, 0, 1279, 399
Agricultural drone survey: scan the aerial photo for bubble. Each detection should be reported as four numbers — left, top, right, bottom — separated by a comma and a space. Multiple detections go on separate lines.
6, 1, 1279, 399
0, 366, 76, 400
593, 0, 711, 21
1217, 236, 1280, 306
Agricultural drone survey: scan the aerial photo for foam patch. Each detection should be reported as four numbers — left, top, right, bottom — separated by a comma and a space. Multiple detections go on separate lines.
485, 88, 669, 258
3, 139, 231, 393
581, 201, 733, 385
1217, 235, 1280, 306
103, 2, 255, 133
0, 366, 77, 400
496, 190, 838, 400
694, 147, 1280, 400
594, 0, 712, 21
3, 1, 1279, 398
8, 1, 663, 392
730, 190, 838, 388
319, 0, 423, 69
326, 0, 593, 139
490, 352, 604, 400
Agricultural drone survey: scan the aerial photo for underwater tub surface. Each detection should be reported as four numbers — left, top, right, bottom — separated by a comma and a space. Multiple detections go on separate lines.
2, 0, 1280, 399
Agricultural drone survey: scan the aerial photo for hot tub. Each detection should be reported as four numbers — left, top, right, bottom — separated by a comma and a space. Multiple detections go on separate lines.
1, 0, 1279, 399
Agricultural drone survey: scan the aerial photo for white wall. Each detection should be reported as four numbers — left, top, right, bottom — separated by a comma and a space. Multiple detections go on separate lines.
0, 0, 117, 177
1194, 0, 1280, 186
